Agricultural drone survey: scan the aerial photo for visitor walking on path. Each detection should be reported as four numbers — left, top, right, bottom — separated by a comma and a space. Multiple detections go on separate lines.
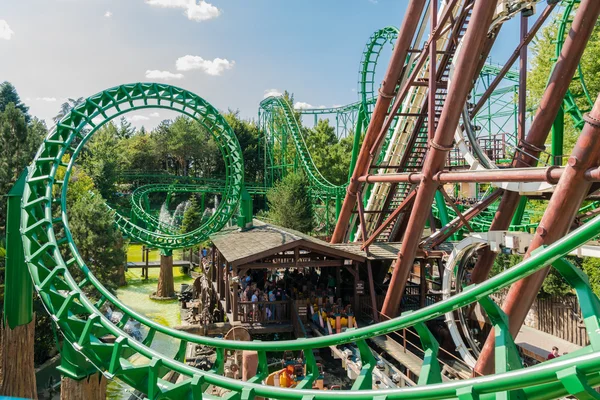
547, 346, 560, 360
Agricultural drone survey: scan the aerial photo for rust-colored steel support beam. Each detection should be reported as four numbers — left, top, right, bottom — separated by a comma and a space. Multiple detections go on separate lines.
361, 189, 417, 250
439, 188, 473, 233
468, 0, 600, 287
381, 0, 500, 318
475, 93, 600, 376
471, 3, 556, 117
518, 11, 528, 143
358, 167, 569, 184
428, 0, 438, 141
331, 0, 427, 243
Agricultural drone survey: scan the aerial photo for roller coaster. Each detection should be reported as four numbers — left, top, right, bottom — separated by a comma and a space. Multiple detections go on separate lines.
6, 0, 600, 398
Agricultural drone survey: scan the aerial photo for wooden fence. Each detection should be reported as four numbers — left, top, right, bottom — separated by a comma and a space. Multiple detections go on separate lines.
535, 296, 587, 346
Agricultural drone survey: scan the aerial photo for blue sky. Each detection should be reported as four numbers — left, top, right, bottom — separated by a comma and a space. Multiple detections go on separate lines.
0, 0, 546, 129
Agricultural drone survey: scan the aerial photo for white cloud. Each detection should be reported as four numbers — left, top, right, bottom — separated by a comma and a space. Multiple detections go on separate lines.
145, 70, 184, 81
176, 55, 235, 76
332, 104, 342, 108
146, 0, 220, 22
294, 102, 314, 110
0, 20, 14, 40
104, 11, 113, 18
127, 115, 150, 122
149, 112, 160, 118
36, 97, 57, 102
263, 89, 282, 99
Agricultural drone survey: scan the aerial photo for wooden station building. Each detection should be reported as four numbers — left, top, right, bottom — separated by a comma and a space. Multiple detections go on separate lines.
206, 220, 448, 333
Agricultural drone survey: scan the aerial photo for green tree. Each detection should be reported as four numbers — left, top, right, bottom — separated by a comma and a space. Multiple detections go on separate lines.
180, 195, 204, 233
224, 110, 262, 183
64, 165, 127, 291
0, 105, 46, 236
117, 116, 135, 140
53, 97, 84, 124
304, 119, 352, 185
528, 9, 600, 159
80, 122, 123, 201
267, 172, 313, 233
121, 133, 161, 172
0, 81, 30, 121
582, 256, 600, 297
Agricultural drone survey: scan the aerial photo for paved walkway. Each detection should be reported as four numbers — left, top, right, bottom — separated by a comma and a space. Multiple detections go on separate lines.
515, 325, 581, 361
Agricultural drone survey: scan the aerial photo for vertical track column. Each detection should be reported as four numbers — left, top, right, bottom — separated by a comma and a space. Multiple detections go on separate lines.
476, 93, 600, 375
331, 0, 428, 243
469, 0, 600, 285
381, 0, 500, 317
2, 171, 36, 399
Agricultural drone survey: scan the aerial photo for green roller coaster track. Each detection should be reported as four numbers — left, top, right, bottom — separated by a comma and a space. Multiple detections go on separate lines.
8, 1, 600, 398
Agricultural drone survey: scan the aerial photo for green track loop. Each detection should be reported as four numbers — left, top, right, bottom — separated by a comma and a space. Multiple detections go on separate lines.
25, 83, 245, 251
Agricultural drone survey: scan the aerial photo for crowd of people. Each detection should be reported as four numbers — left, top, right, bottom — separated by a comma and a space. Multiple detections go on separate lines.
237, 268, 339, 321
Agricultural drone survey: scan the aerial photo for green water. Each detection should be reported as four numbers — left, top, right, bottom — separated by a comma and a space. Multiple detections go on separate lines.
106, 267, 193, 399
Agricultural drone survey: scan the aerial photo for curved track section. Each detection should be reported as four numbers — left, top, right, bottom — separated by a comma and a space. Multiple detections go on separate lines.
22, 83, 243, 250
259, 96, 345, 197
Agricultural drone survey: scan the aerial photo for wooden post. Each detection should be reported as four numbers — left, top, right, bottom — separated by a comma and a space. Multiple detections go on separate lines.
294, 247, 299, 269
144, 248, 149, 280
335, 266, 341, 299
232, 266, 239, 322
217, 251, 222, 300
353, 262, 360, 315
367, 260, 379, 322
225, 263, 230, 313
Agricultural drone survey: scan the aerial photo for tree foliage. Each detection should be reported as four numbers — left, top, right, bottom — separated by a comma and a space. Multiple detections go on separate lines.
80, 122, 123, 201
528, 9, 600, 159
0, 103, 46, 236
0, 81, 30, 121
267, 172, 313, 233
180, 195, 204, 234
65, 166, 127, 291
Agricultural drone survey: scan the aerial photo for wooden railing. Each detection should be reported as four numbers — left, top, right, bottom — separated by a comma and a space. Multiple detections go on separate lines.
237, 301, 290, 324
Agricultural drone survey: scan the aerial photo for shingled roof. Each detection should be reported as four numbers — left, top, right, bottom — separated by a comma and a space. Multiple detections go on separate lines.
210, 220, 366, 266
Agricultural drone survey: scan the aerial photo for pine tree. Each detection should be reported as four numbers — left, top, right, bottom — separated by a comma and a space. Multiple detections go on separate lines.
117, 116, 135, 140
267, 172, 314, 233
0, 82, 30, 122
180, 195, 204, 233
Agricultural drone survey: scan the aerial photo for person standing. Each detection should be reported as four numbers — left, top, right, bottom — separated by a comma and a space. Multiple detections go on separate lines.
547, 346, 560, 360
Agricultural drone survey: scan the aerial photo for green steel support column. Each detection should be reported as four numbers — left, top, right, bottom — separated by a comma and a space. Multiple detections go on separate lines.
413, 321, 442, 385
4, 170, 32, 328
237, 187, 253, 231
478, 297, 523, 374
552, 105, 565, 166
335, 193, 342, 220
326, 196, 330, 235
165, 191, 173, 206
511, 196, 528, 227
200, 192, 206, 211
281, 127, 287, 178
434, 190, 451, 238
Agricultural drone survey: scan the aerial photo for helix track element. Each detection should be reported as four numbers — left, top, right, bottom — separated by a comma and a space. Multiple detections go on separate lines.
22, 83, 244, 251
